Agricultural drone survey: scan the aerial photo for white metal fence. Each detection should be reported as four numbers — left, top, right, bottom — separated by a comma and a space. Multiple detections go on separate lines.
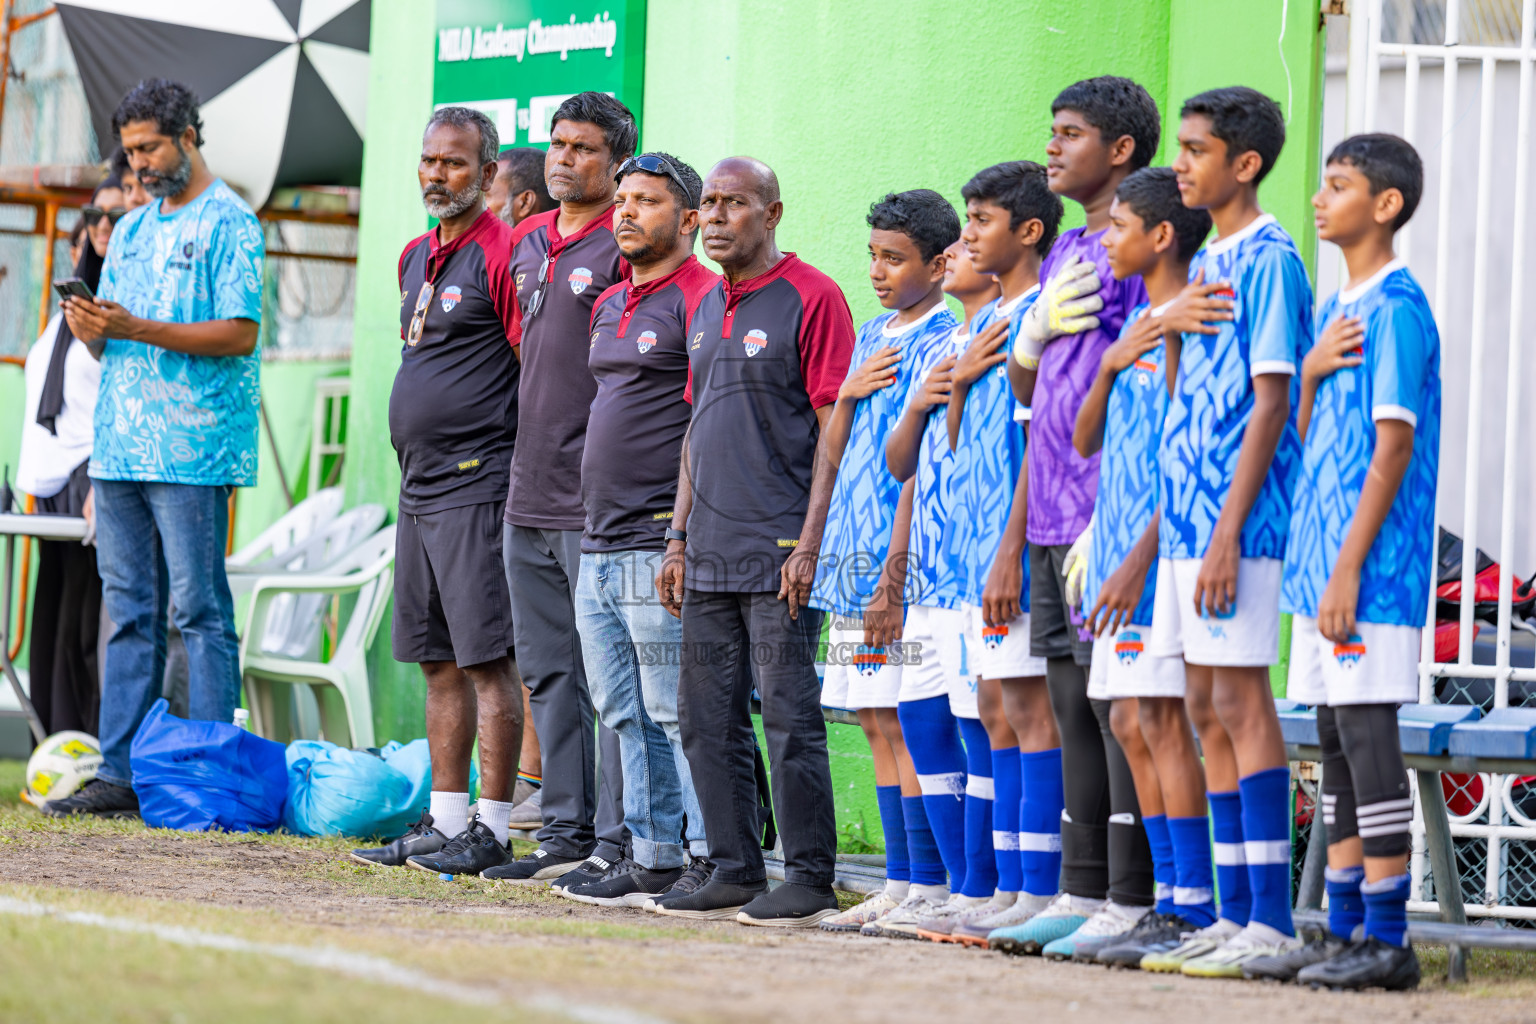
1339, 0, 1536, 922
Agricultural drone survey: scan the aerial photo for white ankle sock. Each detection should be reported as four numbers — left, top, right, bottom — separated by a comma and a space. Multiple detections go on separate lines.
479, 797, 513, 847
884, 879, 911, 902
428, 791, 469, 839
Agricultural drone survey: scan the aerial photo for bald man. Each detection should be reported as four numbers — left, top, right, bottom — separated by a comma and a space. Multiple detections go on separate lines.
651, 158, 855, 926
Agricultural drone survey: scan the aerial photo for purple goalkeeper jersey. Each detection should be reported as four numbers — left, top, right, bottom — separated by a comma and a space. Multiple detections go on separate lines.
1027, 226, 1147, 546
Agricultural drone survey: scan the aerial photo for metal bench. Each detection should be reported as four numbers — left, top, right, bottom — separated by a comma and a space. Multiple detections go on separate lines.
1281, 699, 1536, 980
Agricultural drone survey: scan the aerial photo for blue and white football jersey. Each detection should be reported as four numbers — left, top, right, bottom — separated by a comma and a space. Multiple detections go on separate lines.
906, 321, 969, 609
1159, 214, 1313, 561
1084, 303, 1168, 625
811, 303, 957, 616
940, 287, 1038, 609
1280, 260, 1440, 627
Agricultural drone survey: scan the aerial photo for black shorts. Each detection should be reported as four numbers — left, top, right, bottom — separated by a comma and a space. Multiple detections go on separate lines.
1029, 542, 1094, 666
392, 501, 515, 667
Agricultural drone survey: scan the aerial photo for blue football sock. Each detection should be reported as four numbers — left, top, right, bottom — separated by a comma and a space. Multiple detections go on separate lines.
1144, 814, 1176, 915
1167, 815, 1218, 927
1325, 865, 1365, 940
903, 794, 946, 886
958, 717, 997, 897
991, 746, 1023, 893
897, 792, 946, 890
1209, 790, 1250, 927
1361, 873, 1410, 947
898, 696, 969, 892
1019, 747, 1064, 897
1239, 767, 1295, 936
876, 785, 909, 883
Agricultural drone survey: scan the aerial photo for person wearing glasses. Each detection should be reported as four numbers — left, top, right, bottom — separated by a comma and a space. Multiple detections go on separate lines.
547, 152, 719, 909
14, 175, 124, 741
487, 92, 637, 889
48, 79, 264, 819
350, 106, 525, 875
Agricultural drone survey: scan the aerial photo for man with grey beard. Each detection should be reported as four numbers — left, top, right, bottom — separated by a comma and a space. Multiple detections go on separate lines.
349, 106, 524, 876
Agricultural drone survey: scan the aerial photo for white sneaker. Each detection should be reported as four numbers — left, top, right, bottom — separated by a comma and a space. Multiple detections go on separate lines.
819, 887, 900, 932
862, 889, 949, 939
1141, 917, 1243, 973
1181, 922, 1302, 978
912, 894, 990, 939
1075, 901, 1150, 938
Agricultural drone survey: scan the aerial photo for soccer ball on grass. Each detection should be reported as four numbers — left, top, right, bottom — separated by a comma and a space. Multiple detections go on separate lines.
23, 730, 102, 807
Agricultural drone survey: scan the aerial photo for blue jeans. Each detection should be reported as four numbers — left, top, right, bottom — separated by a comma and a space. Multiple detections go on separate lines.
576, 549, 706, 869
93, 479, 241, 786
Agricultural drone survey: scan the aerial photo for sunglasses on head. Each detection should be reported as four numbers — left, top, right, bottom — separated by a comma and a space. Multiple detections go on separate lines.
616, 155, 698, 209
81, 205, 127, 227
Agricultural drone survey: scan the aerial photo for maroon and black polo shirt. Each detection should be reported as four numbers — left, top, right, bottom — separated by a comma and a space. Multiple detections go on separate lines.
582, 255, 720, 554
682, 252, 855, 593
504, 206, 628, 532
389, 208, 519, 515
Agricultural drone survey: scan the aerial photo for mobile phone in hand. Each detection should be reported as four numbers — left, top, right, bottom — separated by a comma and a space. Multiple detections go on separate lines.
53, 277, 95, 302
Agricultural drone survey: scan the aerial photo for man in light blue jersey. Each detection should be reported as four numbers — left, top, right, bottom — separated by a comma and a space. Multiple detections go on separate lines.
52, 79, 263, 819
1147, 86, 1313, 977
1254, 134, 1435, 992
1070, 168, 1220, 968
811, 190, 960, 933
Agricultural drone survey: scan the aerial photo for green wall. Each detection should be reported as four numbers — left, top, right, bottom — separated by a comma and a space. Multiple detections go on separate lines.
346, 0, 1325, 847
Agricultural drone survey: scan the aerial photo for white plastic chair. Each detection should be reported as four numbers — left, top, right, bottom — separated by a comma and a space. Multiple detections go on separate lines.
226, 487, 344, 596
241, 525, 396, 748
248, 504, 387, 658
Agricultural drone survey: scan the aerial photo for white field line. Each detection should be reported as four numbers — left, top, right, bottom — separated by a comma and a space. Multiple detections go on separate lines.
0, 896, 670, 1024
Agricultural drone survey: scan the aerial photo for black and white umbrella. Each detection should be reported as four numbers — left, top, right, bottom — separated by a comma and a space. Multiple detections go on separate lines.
57, 0, 370, 208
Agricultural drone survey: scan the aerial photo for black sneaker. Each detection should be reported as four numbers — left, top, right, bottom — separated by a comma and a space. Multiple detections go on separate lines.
652, 875, 766, 920
350, 812, 449, 867
1243, 935, 1348, 982
550, 852, 622, 894
1094, 912, 1195, 968
41, 778, 139, 819
645, 858, 714, 911
1296, 936, 1420, 991
562, 858, 685, 908
483, 846, 588, 885
405, 818, 509, 876
737, 882, 839, 928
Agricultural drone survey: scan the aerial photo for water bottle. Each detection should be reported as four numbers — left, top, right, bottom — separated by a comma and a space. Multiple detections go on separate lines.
232, 708, 250, 730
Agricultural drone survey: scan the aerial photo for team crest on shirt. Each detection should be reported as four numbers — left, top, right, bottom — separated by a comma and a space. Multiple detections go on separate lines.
1333, 635, 1367, 669
743, 328, 768, 357
440, 285, 463, 312
569, 266, 593, 294
637, 330, 657, 354
1133, 357, 1157, 387
982, 624, 1008, 650
1115, 630, 1145, 665
853, 645, 888, 677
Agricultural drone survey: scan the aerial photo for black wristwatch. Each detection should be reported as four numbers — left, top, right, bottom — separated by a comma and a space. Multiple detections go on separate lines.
664, 528, 687, 544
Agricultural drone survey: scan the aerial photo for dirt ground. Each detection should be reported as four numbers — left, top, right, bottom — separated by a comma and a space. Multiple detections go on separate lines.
5, 815, 1536, 1024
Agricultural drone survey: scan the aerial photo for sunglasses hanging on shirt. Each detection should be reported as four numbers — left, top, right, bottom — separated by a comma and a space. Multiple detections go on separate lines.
408, 280, 435, 346
521, 250, 551, 330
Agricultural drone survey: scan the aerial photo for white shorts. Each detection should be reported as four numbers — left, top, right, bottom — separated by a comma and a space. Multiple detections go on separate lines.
1286, 614, 1420, 706
964, 603, 1048, 681
1090, 624, 1188, 699
1148, 557, 1283, 668
820, 614, 903, 710
899, 604, 977, 719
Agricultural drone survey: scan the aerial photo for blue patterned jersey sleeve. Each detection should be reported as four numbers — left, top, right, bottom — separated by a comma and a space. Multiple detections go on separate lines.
1370, 301, 1430, 426
1245, 246, 1312, 377
211, 207, 265, 322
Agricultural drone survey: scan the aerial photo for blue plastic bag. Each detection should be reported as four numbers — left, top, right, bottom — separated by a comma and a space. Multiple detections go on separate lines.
282, 741, 413, 838
129, 699, 287, 832
281, 738, 478, 838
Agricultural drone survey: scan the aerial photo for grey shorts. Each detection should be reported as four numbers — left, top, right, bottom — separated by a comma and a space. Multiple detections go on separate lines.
1029, 542, 1094, 667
